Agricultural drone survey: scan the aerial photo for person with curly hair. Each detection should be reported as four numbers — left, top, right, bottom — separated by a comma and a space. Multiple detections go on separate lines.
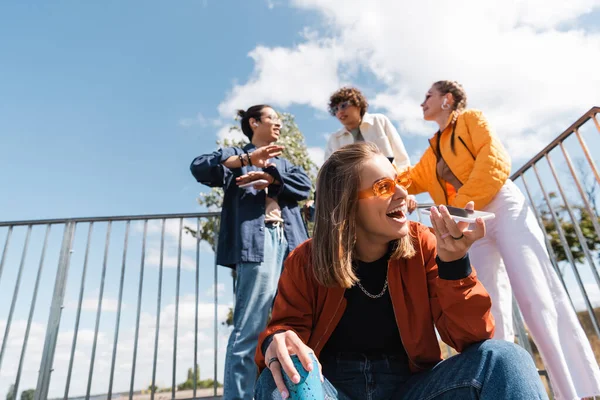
325, 87, 410, 168
304, 87, 415, 221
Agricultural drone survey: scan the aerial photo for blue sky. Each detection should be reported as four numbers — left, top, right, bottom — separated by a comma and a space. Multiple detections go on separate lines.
1, 0, 600, 398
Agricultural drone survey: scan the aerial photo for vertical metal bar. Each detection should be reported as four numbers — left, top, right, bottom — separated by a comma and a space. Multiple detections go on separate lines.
130, 220, 147, 400
14, 225, 51, 397
172, 218, 183, 400
108, 221, 130, 399
194, 218, 200, 398
213, 220, 219, 396
512, 296, 534, 355
593, 113, 600, 133
519, 174, 574, 310
546, 153, 600, 289
86, 221, 112, 399
0, 225, 32, 370
0, 226, 13, 286
533, 164, 600, 338
560, 142, 600, 240
151, 219, 166, 400
64, 223, 94, 399
574, 129, 600, 188
35, 222, 76, 400
560, 142, 600, 258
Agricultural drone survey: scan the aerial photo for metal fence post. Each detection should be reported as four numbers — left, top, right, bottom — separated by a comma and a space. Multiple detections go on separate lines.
34, 221, 75, 400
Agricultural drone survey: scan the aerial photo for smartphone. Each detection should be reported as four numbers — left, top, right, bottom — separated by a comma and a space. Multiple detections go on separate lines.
419, 205, 495, 223
238, 179, 270, 189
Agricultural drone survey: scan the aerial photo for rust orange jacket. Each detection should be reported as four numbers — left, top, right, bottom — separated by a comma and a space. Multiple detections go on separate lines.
406, 109, 511, 209
256, 222, 495, 373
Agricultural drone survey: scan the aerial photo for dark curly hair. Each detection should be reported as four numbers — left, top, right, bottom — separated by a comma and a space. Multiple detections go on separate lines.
328, 87, 369, 117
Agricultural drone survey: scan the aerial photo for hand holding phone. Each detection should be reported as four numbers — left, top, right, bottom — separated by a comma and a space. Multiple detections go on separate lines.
420, 205, 495, 223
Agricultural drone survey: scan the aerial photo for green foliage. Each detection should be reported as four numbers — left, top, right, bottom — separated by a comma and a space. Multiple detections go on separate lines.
19, 390, 34, 400
540, 196, 600, 264
172, 365, 223, 390
4, 387, 34, 400
5, 385, 14, 400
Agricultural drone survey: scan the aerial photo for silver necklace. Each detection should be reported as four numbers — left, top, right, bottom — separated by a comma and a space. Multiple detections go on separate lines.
356, 273, 388, 299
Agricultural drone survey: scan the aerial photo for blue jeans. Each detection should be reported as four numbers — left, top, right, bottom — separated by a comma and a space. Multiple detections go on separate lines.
223, 224, 288, 400
255, 340, 549, 399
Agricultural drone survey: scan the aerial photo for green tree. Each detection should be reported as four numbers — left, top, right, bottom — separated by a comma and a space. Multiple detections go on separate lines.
6, 384, 14, 400
177, 365, 223, 390
19, 390, 34, 400
540, 196, 600, 265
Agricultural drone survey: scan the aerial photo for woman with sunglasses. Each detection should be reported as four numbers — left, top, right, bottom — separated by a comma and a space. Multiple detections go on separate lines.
403, 80, 600, 399
253, 142, 547, 400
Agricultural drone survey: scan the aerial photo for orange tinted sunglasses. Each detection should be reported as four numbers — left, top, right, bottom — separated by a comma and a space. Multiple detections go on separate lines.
358, 168, 412, 199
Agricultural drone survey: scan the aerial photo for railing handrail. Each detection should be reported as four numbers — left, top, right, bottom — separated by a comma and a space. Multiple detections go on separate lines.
0, 211, 222, 227
511, 106, 600, 179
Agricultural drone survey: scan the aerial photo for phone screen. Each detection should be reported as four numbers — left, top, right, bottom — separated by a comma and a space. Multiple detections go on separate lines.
420, 206, 495, 222
446, 206, 473, 217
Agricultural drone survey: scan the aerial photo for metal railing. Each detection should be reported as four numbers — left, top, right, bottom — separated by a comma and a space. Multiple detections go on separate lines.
0, 107, 598, 400
0, 213, 222, 400
510, 106, 600, 343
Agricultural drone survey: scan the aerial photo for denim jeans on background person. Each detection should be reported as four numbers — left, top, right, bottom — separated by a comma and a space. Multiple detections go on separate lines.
255, 340, 549, 400
223, 224, 288, 400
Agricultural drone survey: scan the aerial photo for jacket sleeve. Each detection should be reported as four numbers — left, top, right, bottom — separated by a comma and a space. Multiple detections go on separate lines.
452, 110, 511, 209
404, 148, 435, 196
420, 227, 495, 352
265, 160, 312, 202
324, 134, 337, 161
256, 243, 314, 370
383, 115, 411, 169
190, 147, 239, 188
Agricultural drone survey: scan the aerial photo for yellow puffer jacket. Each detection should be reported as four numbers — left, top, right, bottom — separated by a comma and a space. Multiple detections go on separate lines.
406, 109, 511, 209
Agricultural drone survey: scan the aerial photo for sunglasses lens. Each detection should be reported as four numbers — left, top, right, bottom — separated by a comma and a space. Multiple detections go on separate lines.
397, 176, 412, 189
374, 179, 395, 197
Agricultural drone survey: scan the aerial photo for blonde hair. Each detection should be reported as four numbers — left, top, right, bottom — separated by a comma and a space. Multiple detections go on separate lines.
312, 142, 416, 288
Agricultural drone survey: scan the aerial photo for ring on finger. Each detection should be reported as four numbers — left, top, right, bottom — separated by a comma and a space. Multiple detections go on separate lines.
451, 233, 465, 240
267, 357, 280, 369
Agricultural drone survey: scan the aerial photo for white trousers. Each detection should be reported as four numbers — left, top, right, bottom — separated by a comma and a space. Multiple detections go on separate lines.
469, 180, 600, 400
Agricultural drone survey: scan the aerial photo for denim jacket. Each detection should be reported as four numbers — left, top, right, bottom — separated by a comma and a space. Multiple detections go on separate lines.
190, 143, 311, 268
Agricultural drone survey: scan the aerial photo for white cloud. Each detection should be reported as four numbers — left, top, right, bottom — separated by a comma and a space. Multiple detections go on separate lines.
217, 0, 600, 161
205, 283, 226, 297
307, 146, 325, 167
179, 113, 222, 128
67, 296, 124, 313
217, 41, 346, 118
217, 124, 247, 143
145, 247, 197, 271
179, 113, 208, 128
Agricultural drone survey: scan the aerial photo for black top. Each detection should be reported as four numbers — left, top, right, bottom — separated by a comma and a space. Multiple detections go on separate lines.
320, 246, 408, 360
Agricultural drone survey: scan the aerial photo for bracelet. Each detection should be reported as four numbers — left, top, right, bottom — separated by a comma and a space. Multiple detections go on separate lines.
238, 154, 246, 167
245, 150, 253, 167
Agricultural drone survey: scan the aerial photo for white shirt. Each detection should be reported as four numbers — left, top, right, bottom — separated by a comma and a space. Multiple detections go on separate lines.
325, 112, 411, 168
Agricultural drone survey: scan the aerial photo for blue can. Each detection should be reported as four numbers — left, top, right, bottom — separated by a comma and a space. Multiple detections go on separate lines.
281, 353, 324, 400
